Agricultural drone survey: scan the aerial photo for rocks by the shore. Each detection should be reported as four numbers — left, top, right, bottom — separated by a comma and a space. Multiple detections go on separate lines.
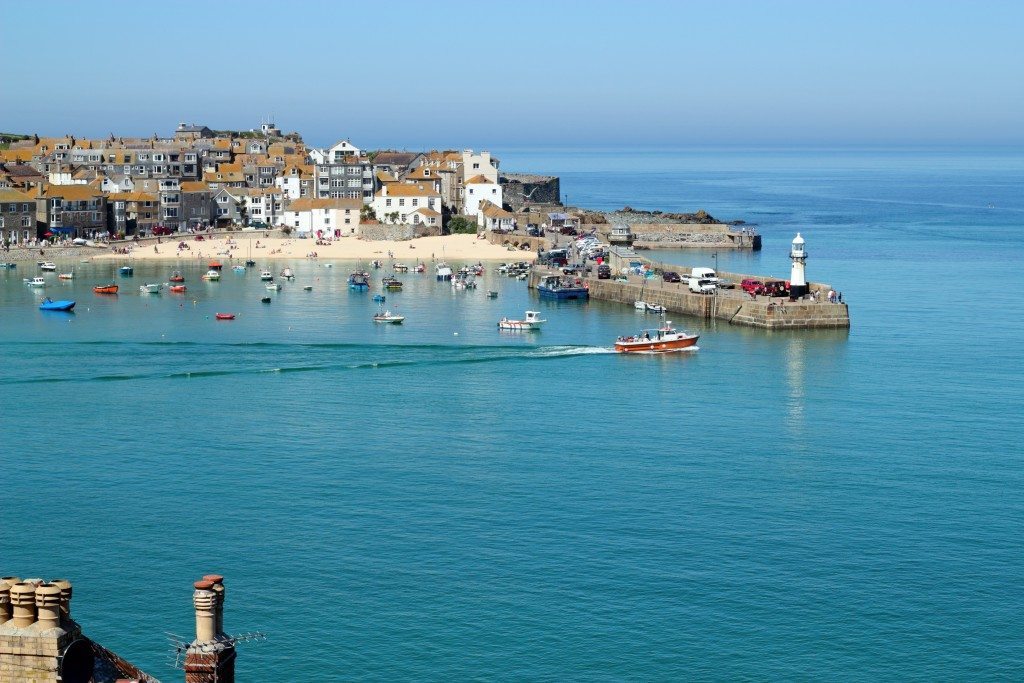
0, 244, 105, 262
610, 208, 723, 224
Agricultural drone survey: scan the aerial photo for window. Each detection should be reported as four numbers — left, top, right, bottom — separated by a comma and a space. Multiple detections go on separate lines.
217, 208, 228, 216
399, 199, 405, 206
386, 199, 392, 207
473, 163, 479, 169
139, 154, 149, 161
492, 189, 497, 194
347, 179, 359, 188
344, 218, 350, 224
0, 217, 4, 228
164, 207, 178, 218
412, 199, 418, 207
469, 188, 474, 194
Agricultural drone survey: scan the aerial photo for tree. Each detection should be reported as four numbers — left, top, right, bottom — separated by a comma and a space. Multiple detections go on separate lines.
447, 215, 476, 235
361, 205, 376, 221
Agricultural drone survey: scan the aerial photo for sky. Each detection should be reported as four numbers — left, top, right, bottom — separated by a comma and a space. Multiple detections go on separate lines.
2, 0, 1022, 148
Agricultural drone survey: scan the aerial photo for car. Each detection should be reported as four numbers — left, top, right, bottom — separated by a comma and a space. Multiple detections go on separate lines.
662, 271, 681, 283
597, 264, 611, 279
741, 278, 763, 294
151, 226, 175, 236
527, 227, 542, 237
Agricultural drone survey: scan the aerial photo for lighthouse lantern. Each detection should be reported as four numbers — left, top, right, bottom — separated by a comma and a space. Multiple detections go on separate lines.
789, 232, 808, 298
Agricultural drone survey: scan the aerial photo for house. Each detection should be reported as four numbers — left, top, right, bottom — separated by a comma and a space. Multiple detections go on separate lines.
174, 122, 214, 141
41, 184, 108, 238
476, 200, 515, 232
310, 146, 372, 202
461, 149, 499, 183
181, 180, 214, 229
371, 151, 423, 178
211, 187, 244, 227
107, 191, 159, 236
275, 164, 314, 199
283, 197, 362, 237
242, 187, 284, 226
0, 188, 37, 244
371, 183, 443, 226
463, 174, 503, 217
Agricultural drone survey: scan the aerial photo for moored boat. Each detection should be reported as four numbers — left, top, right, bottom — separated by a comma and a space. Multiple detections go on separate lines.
202, 270, 221, 281
25, 277, 46, 287
259, 269, 273, 281
139, 283, 163, 294
614, 321, 699, 353
0, 262, 16, 269
498, 310, 546, 331
58, 271, 74, 280
232, 265, 246, 273
39, 297, 75, 311
93, 283, 119, 294
261, 296, 271, 304
169, 271, 185, 282
634, 300, 647, 310
537, 274, 589, 300
119, 265, 134, 276
208, 261, 223, 271
302, 285, 313, 291
393, 263, 409, 273
435, 262, 452, 281
414, 263, 425, 273
215, 313, 235, 320
40, 262, 57, 271
487, 290, 498, 298
169, 285, 187, 293
373, 294, 386, 303
266, 282, 281, 291
646, 302, 666, 314
281, 267, 294, 280
348, 273, 369, 290
373, 309, 405, 324
382, 276, 403, 290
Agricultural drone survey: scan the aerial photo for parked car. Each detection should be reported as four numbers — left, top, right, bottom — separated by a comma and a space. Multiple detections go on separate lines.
663, 271, 682, 283
597, 264, 611, 279
527, 227, 542, 237
741, 278, 763, 294
688, 278, 717, 294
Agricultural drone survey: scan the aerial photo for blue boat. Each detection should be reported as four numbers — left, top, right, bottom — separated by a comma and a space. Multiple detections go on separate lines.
119, 266, 134, 276
537, 274, 589, 300
39, 298, 75, 311
348, 273, 369, 290
373, 294, 386, 302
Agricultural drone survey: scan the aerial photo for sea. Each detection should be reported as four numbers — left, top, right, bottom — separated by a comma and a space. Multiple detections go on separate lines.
2, 148, 1022, 681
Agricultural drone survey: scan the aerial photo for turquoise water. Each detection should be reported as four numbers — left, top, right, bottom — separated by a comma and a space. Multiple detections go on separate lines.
3, 149, 1023, 680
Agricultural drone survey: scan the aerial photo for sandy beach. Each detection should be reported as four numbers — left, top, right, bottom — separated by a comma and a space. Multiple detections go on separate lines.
91, 233, 537, 263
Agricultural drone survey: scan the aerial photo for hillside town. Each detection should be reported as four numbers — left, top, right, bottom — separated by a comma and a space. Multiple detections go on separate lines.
0, 122, 562, 246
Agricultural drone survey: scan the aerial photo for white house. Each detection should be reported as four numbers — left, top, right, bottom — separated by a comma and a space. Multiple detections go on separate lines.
283, 197, 362, 237
275, 164, 313, 199
463, 174, 502, 216
477, 200, 514, 232
243, 187, 284, 226
371, 183, 443, 227
461, 149, 498, 183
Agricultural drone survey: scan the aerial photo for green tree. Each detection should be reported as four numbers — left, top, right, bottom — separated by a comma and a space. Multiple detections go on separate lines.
447, 216, 477, 234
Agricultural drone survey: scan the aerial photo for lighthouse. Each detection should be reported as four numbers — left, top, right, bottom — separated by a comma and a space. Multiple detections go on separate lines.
789, 232, 808, 298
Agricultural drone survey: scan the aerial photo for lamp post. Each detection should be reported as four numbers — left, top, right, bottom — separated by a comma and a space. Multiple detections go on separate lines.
712, 251, 719, 274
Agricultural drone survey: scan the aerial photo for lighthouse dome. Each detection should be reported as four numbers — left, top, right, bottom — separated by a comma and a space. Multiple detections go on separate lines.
792, 232, 805, 245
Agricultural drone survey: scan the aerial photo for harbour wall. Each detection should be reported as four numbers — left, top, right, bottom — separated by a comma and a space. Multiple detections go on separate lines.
590, 223, 761, 250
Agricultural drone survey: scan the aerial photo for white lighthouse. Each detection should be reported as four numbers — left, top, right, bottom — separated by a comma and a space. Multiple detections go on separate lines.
789, 232, 808, 298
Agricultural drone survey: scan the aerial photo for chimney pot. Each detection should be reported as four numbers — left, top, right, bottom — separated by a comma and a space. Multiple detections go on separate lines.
51, 578, 73, 621
0, 580, 12, 624
9, 582, 38, 627
193, 583, 217, 643
204, 575, 226, 635
35, 583, 62, 629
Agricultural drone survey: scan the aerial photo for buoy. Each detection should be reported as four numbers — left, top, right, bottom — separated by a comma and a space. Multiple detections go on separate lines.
454, 332, 459, 336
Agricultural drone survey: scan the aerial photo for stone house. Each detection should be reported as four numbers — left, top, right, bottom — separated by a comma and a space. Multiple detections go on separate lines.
0, 188, 37, 244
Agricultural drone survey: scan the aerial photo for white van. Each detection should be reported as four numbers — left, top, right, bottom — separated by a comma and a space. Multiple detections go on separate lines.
688, 277, 717, 294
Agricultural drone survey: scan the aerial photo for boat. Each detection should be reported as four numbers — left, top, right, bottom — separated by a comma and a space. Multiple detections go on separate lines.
40, 262, 57, 271
537, 275, 589, 300
266, 282, 281, 291
348, 273, 369, 290
232, 265, 245, 273
373, 294, 386, 303
169, 271, 185, 282
303, 285, 313, 291
139, 283, 163, 294
119, 265, 133, 276
414, 263, 425, 273
93, 283, 119, 294
202, 270, 221, 281
324, 263, 333, 268
259, 270, 273, 281
0, 262, 16, 269
373, 310, 405, 324
498, 310, 546, 331
634, 300, 647, 310
614, 321, 699, 353
245, 259, 256, 267
39, 298, 75, 311
371, 260, 382, 269
208, 261, 223, 271
382, 276, 403, 290
169, 285, 187, 293
393, 263, 409, 273
261, 296, 271, 304
487, 291, 498, 298
215, 313, 235, 320
25, 277, 46, 287
281, 267, 294, 280
435, 262, 453, 281
646, 302, 666, 314
58, 271, 74, 280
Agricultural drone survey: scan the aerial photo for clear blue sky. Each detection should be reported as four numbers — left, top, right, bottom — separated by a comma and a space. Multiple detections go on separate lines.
2, 0, 1021, 148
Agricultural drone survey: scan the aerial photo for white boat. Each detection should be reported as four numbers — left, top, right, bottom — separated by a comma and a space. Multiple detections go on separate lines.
646, 302, 666, 314
634, 300, 647, 310
615, 321, 699, 354
58, 271, 74, 280
139, 283, 163, 293
266, 282, 282, 291
281, 267, 294, 280
25, 277, 46, 287
498, 310, 547, 331
393, 263, 409, 273
373, 310, 405, 324
435, 263, 453, 281
202, 270, 221, 281
260, 270, 273, 281
232, 265, 246, 272
40, 262, 57, 271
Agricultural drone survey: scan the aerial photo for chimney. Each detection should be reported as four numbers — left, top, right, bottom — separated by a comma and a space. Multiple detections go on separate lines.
51, 578, 73, 622
203, 574, 225, 636
192, 580, 217, 643
35, 583, 62, 629
0, 580, 12, 624
9, 582, 38, 627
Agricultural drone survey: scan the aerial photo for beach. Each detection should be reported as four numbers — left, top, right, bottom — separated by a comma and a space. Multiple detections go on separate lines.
90, 232, 537, 263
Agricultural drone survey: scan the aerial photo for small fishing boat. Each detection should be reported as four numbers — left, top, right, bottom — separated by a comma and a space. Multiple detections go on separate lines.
281, 267, 294, 280
487, 291, 498, 298
634, 300, 648, 310
40, 262, 57, 271
261, 296, 271, 304
646, 302, 666, 314
58, 271, 74, 280
169, 271, 185, 283
93, 283, 119, 294
373, 309, 405, 324
498, 310, 546, 331
260, 270, 273, 281
39, 298, 75, 311
414, 263, 425, 273
537, 275, 588, 300
119, 265, 134, 276
232, 265, 246, 273
614, 321, 699, 354
393, 263, 409, 273
382, 276, 403, 290
245, 258, 256, 267
324, 263, 333, 268
435, 262, 453, 281
371, 260, 382, 269
208, 261, 223, 271
348, 273, 369, 290
215, 313, 235, 320
169, 285, 187, 293
266, 282, 281, 291
0, 262, 16, 269
139, 283, 163, 294
25, 277, 46, 287
373, 294, 386, 303
202, 270, 221, 281
303, 285, 313, 291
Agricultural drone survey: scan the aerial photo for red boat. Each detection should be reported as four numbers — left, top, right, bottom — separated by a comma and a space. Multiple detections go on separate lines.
208, 261, 223, 271
169, 271, 185, 283
215, 313, 235, 320
169, 285, 187, 293
93, 284, 119, 294
614, 321, 699, 353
